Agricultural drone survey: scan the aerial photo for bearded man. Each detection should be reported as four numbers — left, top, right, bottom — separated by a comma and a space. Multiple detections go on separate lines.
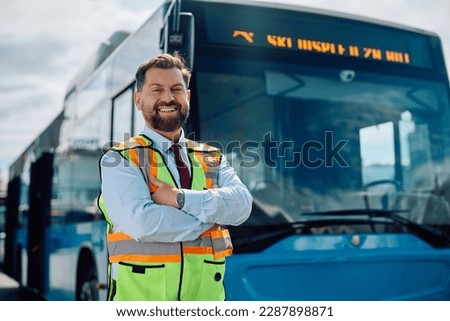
98, 53, 252, 301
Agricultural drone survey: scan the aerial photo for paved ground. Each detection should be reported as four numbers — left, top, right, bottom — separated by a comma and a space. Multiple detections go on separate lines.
0, 272, 44, 301
0, 272, 22, 300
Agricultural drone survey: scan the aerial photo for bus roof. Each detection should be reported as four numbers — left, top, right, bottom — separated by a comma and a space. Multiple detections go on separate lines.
63, 0, 442, 101
181, 0, 439, 38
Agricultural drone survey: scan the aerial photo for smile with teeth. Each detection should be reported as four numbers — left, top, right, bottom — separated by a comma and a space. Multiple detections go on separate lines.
158, 107, 178, 113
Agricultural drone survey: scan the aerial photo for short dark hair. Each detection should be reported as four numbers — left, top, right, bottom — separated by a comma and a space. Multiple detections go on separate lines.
135, 52, 191, 91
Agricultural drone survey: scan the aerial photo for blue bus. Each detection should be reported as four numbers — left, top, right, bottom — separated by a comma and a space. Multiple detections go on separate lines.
4, 0, 450, 300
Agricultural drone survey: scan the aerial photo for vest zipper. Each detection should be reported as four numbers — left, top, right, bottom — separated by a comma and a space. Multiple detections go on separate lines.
177, 242, 184, 301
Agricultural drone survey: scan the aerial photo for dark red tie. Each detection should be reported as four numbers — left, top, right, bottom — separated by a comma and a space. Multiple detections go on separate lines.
171, 144, 190, 188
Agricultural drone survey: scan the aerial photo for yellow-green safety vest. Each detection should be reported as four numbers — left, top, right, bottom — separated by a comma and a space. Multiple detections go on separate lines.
98, 135, 233, 301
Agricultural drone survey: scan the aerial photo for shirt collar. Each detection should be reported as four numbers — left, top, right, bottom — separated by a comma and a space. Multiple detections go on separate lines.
141, 125, 187, 153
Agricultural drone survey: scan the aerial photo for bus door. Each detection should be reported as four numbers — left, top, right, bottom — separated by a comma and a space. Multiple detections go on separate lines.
26, 152, 53, 293
5, 177, 20, 281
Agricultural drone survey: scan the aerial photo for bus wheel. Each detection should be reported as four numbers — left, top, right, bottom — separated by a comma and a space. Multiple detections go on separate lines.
77, 265, 98, 301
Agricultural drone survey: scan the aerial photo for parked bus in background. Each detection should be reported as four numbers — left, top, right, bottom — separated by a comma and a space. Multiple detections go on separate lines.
4, 0, 450, 300
0, 196, 5, 267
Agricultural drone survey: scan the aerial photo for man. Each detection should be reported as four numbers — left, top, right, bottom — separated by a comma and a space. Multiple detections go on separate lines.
99, 52, 252, 301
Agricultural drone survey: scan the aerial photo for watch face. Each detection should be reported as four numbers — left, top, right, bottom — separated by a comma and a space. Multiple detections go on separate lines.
177, 192, 185, 207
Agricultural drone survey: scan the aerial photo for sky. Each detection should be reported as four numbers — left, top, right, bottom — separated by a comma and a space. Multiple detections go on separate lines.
0, 0, 449, 192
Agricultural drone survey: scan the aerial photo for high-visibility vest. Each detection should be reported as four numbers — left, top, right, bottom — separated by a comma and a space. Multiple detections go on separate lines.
98, 135, 233, 301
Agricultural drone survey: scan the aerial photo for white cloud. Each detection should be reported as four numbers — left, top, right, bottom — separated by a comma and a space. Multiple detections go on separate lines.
0, 0, 162, 189
0, 0, 157, 88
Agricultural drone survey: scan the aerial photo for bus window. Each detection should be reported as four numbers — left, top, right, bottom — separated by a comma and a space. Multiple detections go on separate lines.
112, 87, 134, 143
360, 121, 396, 186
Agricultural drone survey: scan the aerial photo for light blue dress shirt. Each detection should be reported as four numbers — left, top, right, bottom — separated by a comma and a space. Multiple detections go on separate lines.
100, 125, 253, 243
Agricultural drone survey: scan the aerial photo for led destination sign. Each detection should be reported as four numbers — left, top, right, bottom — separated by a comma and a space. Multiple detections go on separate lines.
204, 6, 432, 69
233, 29, 411, 65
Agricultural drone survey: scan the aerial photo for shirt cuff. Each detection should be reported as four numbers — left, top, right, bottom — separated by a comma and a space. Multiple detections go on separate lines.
181, 188, 204, 217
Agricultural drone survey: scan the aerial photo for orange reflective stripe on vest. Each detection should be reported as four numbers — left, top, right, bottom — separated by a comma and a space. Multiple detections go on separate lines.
107, 226, 232, 263
149, 146, 159, 193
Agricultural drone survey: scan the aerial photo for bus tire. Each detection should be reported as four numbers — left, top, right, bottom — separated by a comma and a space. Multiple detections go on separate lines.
76, 264, 99, 301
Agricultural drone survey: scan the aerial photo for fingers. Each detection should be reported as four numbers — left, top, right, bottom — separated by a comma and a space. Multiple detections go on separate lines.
149, 175, 162, 187
149, 176, 162, 193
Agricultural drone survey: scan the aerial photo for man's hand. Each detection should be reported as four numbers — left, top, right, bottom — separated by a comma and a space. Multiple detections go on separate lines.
149, 176, 180, 208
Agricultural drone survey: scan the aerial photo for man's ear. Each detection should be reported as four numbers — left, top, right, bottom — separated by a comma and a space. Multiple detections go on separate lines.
187, 89, 191, 101
134, 91, 142, 110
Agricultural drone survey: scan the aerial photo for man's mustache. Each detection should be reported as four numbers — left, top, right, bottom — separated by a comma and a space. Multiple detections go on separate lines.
155, 101, 182, 110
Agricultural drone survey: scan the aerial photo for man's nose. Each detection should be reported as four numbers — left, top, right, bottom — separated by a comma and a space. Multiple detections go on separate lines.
161, 89, 175, 102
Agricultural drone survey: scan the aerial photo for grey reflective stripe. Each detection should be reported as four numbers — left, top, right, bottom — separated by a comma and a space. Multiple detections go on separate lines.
108, 240, 181, 257
186, 236, 213, 248
212, 234, 233, 254
205, 169, 218, 185
205, 171, 218, 179
108, 235, 213, 257
137, 148, 151, 183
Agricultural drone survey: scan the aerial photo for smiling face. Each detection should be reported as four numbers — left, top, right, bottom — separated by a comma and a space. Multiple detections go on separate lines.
134, 67, 190, 140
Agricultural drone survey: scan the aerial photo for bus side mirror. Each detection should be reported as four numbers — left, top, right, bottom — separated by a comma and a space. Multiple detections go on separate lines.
168, 12, 195, 70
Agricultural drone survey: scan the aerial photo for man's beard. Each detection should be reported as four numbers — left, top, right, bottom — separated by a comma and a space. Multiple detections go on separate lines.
145, 101, 189, 132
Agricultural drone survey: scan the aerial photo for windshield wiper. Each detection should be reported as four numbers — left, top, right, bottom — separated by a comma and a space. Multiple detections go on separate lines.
301, 209, 450, 248
230, 209, 450, 253
229, 214, 399, 253
301, 209, 409, 217
229, 224, 297, 253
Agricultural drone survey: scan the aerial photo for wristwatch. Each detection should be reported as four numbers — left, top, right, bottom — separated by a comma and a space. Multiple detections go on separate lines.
176, 190, 185, 209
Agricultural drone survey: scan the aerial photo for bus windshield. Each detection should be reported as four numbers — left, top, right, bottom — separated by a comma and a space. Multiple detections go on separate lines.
195, 54, 450, 233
